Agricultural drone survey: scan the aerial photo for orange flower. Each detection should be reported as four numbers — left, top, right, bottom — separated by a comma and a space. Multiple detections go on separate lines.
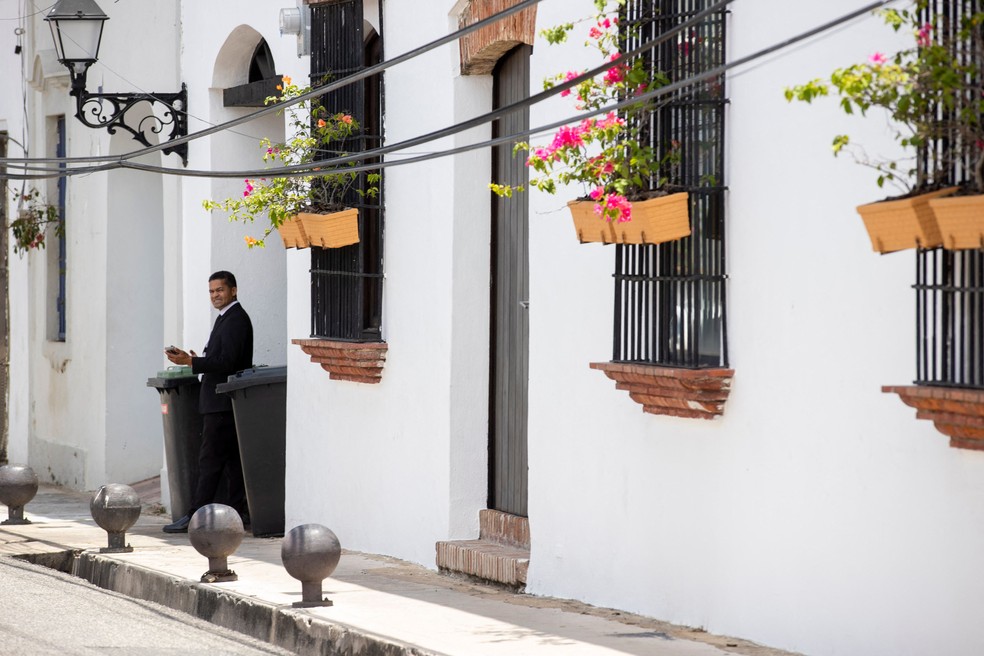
317, 119, 326, 128
282, 75, 292, 86
276, 85, 282, 91
244, 236, 260, 247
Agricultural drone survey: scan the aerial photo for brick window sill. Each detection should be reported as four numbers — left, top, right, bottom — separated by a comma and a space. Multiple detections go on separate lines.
883, 385, 984, 450
590, 362, 734, 419
292, 339, 387, 384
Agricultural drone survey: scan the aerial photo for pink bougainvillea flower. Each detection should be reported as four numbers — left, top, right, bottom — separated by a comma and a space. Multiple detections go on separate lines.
917, 22, 933, 47
243, 179, 254, 197
593, 160, 615, 177
594, 193, 632, 223
604, 65, 625, 85
599, 112, 625, 129
590, 187, 604, 201
869, 52, 887, 65
550, 125, 585, 151
559, 70, 582, 97
604, 54, 627, 85
589, 26, 603, 39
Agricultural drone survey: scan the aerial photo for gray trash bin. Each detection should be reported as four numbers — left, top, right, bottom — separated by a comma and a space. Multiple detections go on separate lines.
147, 366, 202, 521
216, 365, 287, 537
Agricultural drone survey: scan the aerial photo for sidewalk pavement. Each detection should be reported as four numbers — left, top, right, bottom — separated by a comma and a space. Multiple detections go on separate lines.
0, 480, 801, 656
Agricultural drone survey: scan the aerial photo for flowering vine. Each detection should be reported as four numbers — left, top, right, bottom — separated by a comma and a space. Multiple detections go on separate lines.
8, 187, 61, 254
786, 1, 984, 195
491, 0, 678, 224
203, 76, 379, 248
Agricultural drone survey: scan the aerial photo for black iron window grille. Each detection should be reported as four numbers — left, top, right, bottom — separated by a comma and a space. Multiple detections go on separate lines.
916, 249, 984, 388
613, 0, 728, 368
309, 0, 384, 341
915, 0, 984, 390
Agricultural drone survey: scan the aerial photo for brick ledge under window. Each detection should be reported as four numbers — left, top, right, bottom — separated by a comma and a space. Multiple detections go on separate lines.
590, 362, 734, 419
883, 385, 984, 451
292, 339, 387, 384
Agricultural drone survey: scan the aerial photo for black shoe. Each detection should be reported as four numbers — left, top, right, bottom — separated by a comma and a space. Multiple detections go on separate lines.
163, 514, 192, 533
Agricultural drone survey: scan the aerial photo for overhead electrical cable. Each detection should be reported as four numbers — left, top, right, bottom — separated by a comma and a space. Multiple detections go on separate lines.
1, 0, 545, 167
0, 0, 737, 177
118, 0, 900, 179
0, 0, 898, 182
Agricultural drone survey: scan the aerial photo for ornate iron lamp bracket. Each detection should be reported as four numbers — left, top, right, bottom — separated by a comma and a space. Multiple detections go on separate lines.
73, 84, 188, 166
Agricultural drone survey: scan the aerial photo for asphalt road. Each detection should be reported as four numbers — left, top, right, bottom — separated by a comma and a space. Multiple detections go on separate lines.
0, 557, 294, 656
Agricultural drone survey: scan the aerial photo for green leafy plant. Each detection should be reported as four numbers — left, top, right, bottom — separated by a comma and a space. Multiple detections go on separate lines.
491, 0, 679, 224
203, 75, 379, 248
8, 186, 61, 253
785, 0, 984, 195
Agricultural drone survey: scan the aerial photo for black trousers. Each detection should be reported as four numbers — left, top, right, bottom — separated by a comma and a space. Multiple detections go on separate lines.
190, 411, 246, 516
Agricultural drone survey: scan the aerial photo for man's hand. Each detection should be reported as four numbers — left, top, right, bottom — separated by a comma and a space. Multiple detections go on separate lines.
164, 347, 197, 366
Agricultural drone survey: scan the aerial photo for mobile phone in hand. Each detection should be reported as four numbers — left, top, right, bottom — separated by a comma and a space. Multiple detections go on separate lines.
166, 345, 180, 354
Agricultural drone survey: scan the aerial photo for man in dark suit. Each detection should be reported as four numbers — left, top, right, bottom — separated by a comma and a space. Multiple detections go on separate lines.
162, 271, 253, 533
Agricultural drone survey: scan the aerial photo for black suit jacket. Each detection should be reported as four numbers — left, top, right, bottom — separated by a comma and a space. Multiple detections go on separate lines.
192, 302, 253, 414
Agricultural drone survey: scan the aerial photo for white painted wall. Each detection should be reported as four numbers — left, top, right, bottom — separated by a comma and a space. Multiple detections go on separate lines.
285, 1, 984, 655
520, 3, 984, 656
181, 5, 298, 364
1, 0, 298, 490
1, 0, 35, 467
6, 0, 984, 654
105, 148, 166, 485
284, 0, 491, 566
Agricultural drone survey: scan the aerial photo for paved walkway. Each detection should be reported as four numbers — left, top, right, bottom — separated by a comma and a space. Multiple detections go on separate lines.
0, 481, 802, 656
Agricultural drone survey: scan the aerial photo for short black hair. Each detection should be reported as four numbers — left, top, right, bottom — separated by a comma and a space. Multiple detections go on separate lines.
209, 270, 237, 288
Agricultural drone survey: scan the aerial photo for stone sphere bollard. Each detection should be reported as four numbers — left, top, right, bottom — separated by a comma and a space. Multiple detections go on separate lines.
189, 503, 244, 583
281, 523, 341, 607
90, 484, 142, 553
0, 464, 39, 525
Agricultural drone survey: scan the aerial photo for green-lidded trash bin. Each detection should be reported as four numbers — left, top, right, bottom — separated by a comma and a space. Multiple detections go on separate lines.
216, 365, 286, 537
147, 365, 202, 521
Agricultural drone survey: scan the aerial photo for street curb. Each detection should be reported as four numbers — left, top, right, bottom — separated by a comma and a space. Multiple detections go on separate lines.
72, 552, 438, 656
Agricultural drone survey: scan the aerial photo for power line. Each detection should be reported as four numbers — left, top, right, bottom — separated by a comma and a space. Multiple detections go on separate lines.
0, 0, 53, 21
0, 0, 897, 183
0, 0, 735, 177
1, 0, 545, 167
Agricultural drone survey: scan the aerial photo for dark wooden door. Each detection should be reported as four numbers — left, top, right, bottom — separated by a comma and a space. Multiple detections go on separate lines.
489, 45, 531, 517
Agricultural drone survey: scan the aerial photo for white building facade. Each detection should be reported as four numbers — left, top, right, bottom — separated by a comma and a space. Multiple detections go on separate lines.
3, 1, 984, 656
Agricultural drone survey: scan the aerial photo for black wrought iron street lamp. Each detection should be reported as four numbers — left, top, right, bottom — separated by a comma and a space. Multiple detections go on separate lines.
45, 0, 189, 165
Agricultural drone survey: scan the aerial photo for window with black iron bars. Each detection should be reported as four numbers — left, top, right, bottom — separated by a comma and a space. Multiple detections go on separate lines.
309, 0, 384, 341
915, 0, 984, 390
613, 0, 728, 369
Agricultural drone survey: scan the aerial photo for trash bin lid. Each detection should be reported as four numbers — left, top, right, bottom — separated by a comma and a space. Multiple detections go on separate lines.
215, 365, 287, 394
159, 365, 195, 379
147, 365, 198, 389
